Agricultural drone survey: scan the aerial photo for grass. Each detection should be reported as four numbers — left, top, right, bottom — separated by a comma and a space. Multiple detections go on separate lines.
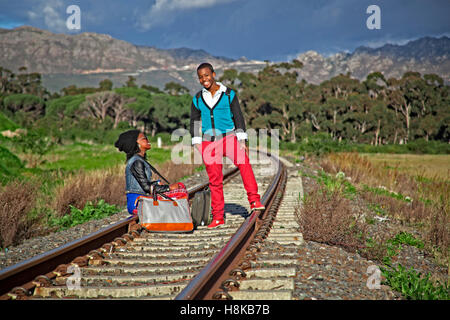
311, 152, 449, 299
322, 152, 448, 257
298, 163, 449, 300
296, 169, 368, 252
321, 152, 448, 208
39, 142, 172, 172
0, 145, 24, 184
360, 153, 450, 182
382, 264, 449, 300
369, 231, 449, 300
0, 111, 19, 132
0, 179, 39, 248
0, 140, 197, 249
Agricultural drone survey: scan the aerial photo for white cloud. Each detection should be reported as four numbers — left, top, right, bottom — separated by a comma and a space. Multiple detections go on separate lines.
153, 0, 231, 11
27, 0, 67, 33
362, 35, 421, 49
136, 0, 237, 30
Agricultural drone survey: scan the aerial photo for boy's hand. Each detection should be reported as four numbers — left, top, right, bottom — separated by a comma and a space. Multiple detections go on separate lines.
239, 140, 248, 156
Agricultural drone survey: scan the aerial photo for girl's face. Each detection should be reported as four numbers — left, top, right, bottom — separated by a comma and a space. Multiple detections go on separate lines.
137, 133, 151, 152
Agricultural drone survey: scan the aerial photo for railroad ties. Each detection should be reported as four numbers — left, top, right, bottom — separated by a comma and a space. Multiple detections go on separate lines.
32, 156, 277, 300
229, 168, 304, 300
33, 155, 306, 300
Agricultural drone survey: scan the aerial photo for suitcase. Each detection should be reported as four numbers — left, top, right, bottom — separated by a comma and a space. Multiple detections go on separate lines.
191, 189, 212, 228
136, 188, 193, 233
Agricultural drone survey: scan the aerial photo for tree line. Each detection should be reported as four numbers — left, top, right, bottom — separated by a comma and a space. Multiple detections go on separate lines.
220, 60, 449, 145
0, 62, 448, 145
0, 67, 191, 143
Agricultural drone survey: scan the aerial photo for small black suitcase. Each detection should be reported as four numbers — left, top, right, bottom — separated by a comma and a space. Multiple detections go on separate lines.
191, 188, 212, 229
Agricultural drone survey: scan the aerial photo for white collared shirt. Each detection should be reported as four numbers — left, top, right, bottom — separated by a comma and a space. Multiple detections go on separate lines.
201, 81, 227, 109
192, 82, 247, 144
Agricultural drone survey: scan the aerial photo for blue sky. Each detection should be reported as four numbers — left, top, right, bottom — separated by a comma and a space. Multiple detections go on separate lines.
1, 0, 449, 61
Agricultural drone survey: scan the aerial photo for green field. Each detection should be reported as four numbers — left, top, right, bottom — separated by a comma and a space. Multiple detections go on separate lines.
361, 153, 450, 181
39, 142, 171, 172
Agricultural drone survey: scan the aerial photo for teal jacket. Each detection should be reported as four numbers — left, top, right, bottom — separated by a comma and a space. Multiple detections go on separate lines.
190, 87, 246, 138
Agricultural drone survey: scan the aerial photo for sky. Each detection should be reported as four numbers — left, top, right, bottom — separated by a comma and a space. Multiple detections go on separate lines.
1, 0, 449, 61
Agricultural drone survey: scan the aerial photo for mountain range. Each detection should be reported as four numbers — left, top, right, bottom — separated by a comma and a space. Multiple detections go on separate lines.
0, 26, 448, 93
295, 36, 450, 85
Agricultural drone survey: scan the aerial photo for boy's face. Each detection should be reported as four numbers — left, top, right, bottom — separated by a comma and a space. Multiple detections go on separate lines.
197, 67, 216, 90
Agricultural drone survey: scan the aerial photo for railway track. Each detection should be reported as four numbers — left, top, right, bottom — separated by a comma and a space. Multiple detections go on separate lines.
1, 150, 304, 300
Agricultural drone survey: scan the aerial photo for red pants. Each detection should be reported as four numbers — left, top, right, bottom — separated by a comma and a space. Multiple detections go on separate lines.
197, 134, 260, 220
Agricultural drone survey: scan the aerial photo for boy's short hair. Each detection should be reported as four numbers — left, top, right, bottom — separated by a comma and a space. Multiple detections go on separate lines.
197, 62, 214, 73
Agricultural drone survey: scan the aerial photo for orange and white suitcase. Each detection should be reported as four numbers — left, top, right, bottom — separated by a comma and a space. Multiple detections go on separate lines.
136, 188, 193, 233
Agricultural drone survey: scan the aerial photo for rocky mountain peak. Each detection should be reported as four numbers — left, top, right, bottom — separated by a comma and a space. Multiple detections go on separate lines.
294, 37, 449, 84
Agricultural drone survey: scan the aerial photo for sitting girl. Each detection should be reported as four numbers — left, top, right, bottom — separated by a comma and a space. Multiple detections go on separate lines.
114, 129, 180, 215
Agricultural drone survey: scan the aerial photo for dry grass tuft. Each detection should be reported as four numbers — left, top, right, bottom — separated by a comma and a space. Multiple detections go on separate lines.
51, 165, 125, 216
0, 160, 201, 247
320, 152, 449, 265
295, 185, 368, 252
0, 180, 40, 248
321, 152, 417, 196
427, 202, 449, 263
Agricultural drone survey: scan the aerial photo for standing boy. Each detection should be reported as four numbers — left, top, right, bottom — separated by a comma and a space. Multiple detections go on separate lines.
190, 62, 265, 228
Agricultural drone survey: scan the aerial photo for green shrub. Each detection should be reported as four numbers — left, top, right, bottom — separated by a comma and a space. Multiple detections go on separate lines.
0, 111, 19, 131
366, 231, 447, 300
354, 140, 450, 154
311, 169, 358, 198
48, 199, 119, 231
152, 132, 176, 146
295, 133, 368, 156
381, 264, 449, 300
13, 129, 55, 158
0, 145, 23, 184
362, 185, 414, 203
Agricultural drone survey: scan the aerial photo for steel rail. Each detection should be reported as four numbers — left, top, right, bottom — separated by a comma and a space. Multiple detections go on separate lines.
0, 166, 239, 298
175, 151, 285, 300
0, 215, 137, 297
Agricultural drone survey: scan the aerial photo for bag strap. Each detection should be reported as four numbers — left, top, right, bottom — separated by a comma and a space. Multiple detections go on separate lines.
195, 87, 232, 107
195, 90, 202, 109
225, 87, 232, 106
159, 192, 175, 202
152, 185, 175, 202
152, 188, 175, 201
146, 161, 171, 184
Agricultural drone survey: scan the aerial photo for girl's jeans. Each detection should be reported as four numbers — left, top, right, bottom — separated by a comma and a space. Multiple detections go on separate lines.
126, 193, 140, 215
